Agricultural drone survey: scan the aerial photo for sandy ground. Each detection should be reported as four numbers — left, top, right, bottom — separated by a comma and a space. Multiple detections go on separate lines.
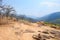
0, 18, 60, 40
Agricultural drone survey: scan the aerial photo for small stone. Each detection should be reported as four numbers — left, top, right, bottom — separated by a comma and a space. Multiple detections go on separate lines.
43, 39, 46, 40
49, 36, 55, 38
38, 31, 41, 32
42, 31, 49, 34
15, 32, 20, 35
32, 34, 42, 40
42, 35, 50, 39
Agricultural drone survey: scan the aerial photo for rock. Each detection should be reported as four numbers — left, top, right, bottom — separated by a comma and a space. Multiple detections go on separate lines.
24, 29, 35, 33
38, 31, 41, 32
49, 36, 55, 38
15, 31, 20, 35
50, 30, 60, 34
42, 31, 49, 34
42, 35, 50, 39
50, 30, 60, 38
51, 25, 56, 29
32, 34, 42, 40
42, 39, 46, 40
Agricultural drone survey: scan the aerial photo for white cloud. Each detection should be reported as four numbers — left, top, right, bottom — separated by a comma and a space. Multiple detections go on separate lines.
40, 2, 60, 8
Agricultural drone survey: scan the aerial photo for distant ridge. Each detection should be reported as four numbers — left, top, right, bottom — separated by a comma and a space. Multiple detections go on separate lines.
39, 12, 60, 24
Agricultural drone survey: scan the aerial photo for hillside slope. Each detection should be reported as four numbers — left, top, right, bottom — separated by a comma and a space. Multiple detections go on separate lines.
39, 12, 60, 24
0, 17, 60, 40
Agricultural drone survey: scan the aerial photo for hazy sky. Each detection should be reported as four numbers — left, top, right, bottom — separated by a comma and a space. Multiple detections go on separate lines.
3, 0, 60, 17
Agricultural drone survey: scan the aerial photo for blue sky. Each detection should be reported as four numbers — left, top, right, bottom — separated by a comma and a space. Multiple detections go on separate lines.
3, 0, 60, 17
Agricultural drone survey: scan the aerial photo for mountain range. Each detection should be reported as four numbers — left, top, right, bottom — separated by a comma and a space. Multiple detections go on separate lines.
13, 12, 60, 24
39, 12, 60, 24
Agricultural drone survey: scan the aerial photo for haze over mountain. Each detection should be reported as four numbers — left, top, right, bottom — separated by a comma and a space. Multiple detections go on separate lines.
14, 12, 60, 24
39, 12, 60, 24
